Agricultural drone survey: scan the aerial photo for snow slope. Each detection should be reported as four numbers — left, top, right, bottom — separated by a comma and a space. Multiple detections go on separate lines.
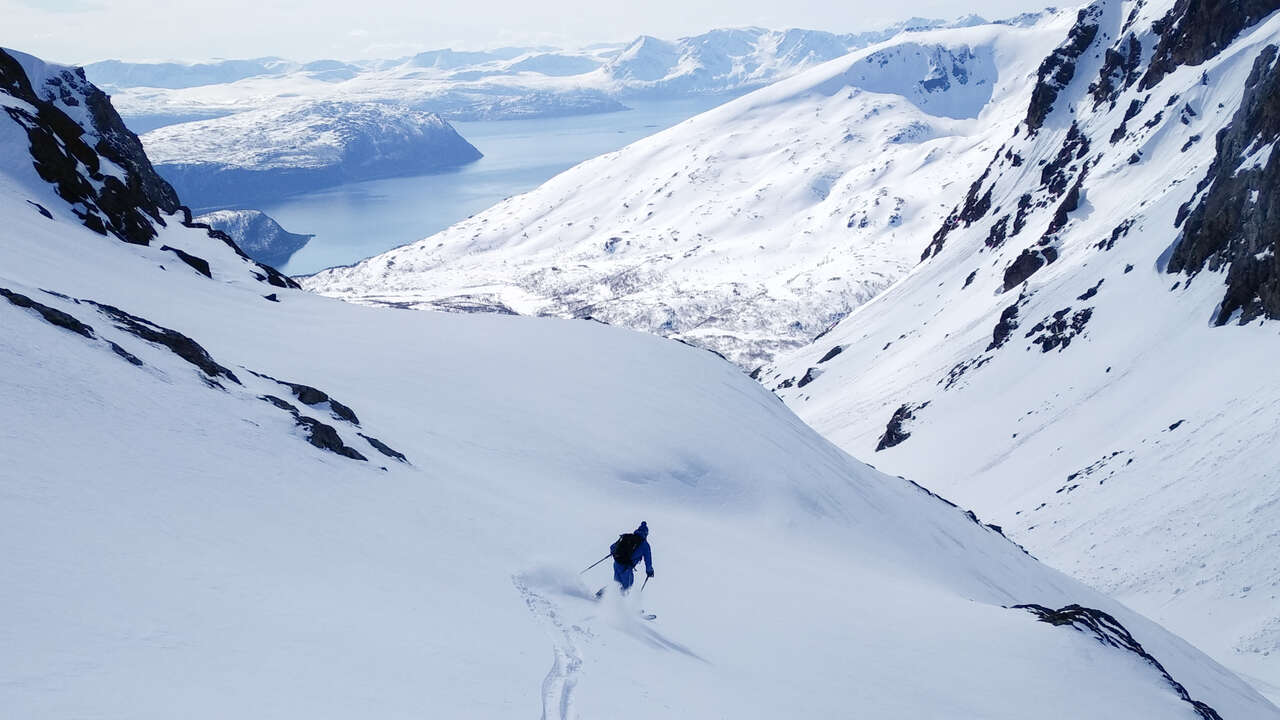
761, 0, 1280, 699
141, 100, 482, 206
303, 17, 1071, 368
2, 46, 1276, 719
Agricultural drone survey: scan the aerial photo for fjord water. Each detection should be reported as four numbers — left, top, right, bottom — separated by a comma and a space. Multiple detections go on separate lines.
262, 96, 735, 276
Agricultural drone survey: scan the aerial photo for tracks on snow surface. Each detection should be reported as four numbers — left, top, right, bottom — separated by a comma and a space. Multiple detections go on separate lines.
514, 578, 589, 720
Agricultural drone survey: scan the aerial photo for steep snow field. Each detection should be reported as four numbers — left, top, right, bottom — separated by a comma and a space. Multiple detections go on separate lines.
763, 0, 1280, 700
305, 17, 1073, 368
3, 47, 1277, 719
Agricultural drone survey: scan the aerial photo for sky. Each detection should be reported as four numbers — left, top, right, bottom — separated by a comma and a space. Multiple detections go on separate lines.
5, 0, 1054, 64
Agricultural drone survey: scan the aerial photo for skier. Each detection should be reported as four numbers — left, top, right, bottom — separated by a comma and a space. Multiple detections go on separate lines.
609, 521, 653, 593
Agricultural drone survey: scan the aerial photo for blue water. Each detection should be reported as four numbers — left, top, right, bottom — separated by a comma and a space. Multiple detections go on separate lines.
262, 96, 736, 276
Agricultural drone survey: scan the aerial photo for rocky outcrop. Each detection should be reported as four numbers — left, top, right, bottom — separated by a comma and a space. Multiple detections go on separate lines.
1024, 3, 1103, 133
87, 301, 241, 386
0, 49, 178, 246
0, 287, 95, 338
875, 402, 929, 451
0, 49, 302, 290
261, 395, 367, 461
1015, 604, 1224, 720
1140, 0, 1280, 90
1168, 45, 1280, 324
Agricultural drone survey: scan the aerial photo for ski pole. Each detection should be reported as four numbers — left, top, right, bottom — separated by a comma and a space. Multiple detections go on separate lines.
641, 576, 650, 591
580, 553, 610, 574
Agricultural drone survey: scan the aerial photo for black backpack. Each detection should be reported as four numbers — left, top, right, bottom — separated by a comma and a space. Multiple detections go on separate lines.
611, 533, 643, 565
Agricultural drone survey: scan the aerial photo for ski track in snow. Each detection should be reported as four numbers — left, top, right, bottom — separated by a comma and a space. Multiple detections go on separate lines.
514, 578, 585, 720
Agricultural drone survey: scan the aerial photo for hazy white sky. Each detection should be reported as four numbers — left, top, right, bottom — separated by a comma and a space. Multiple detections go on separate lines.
5, 0, 1053, 64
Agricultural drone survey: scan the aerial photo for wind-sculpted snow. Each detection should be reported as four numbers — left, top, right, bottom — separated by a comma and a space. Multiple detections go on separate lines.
141, 101, 482, 206
2, 46, 1278, 720
305, 20, 1068, 369
764, 0, 1280, 698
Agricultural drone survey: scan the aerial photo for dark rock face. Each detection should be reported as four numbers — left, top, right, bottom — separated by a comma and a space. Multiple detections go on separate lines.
875, 402, 929, 452
1168, 45, 1280, 324
988, 300, 1022, 351
1002, 248, 1049, 291
0, 287, 95, 338
159, 245, 213, 278
1025, 306, 1094, 352
1091, 33, 1143, 109
1140, 0, 1280, 90
1014, 604, 1224, 720
0, 49, 300, 291
797, 367, 821, 388
922, 166, 993, 260
251, 371, 361, 425
88, 301, 240, 384
260, 395, 367, 461
1025, 3, 1102, 133
358, 433, 408, 463
296, 416, 367, 460
1, 50, 177, 246
817, 345, 844, 363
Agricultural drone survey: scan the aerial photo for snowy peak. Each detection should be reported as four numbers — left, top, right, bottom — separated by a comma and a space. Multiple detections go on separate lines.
835, 41, 996, 119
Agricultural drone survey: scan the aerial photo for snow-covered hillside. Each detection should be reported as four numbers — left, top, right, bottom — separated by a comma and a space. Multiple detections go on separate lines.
141, 101, 482, 206
3, 46, 1277, 719
303, 17, 1070, 368
194, 209, 312, 267
86, 21, 991, 131
761, 0, 1280, 698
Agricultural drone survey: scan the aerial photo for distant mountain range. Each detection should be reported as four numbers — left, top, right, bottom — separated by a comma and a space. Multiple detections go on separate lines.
84, 18, 1005, 130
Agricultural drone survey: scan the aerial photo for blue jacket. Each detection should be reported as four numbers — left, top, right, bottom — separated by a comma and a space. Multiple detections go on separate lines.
611, 522, 653, 576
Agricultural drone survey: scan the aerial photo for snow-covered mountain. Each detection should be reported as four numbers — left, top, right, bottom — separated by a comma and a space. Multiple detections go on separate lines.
84, 56, 303, 89
759, 0, 1280, 698
140, 100, 482, 207
4, 46, 1277, 719
193, 209, 312, 267
600, 20, 989, 98
303, 17, 1069, 368
85, 20, 994, 131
